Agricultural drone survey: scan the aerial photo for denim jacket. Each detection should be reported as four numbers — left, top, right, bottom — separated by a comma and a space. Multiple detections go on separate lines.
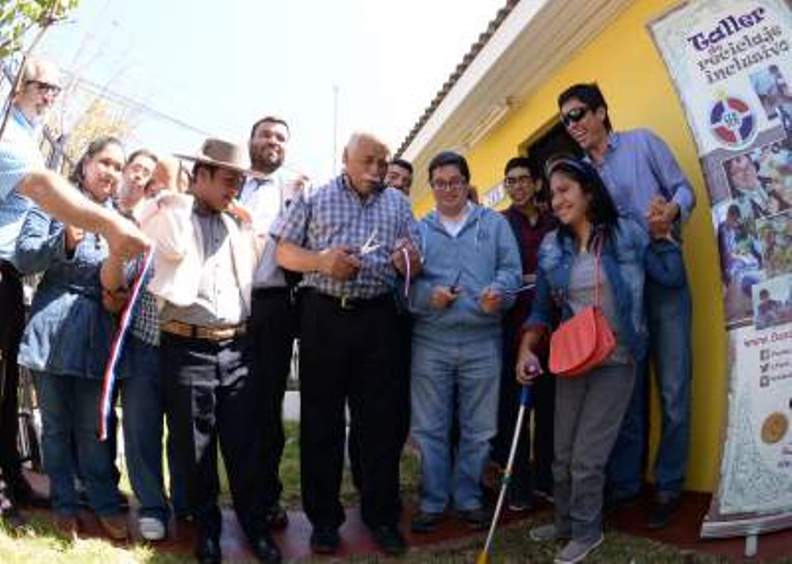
16, 205, 115, 379
526, 218, 685, 362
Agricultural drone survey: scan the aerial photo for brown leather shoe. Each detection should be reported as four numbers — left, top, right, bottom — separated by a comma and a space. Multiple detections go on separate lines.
54, 514, 79, 540
98, 513, 129, 541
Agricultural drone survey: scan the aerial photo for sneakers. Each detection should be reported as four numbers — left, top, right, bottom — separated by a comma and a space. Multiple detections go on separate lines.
647, 493, 680, 529
369, 524, 407, 556
554, 533, 604, 563
138, 516, 167, 541
529, 523, 570, 542
310, 525, 340, 554
410, 511, 445, 533
98, 513, 129, 541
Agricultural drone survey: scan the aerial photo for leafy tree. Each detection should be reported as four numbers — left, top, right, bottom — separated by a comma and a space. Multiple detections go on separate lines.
0, 0, 78, 59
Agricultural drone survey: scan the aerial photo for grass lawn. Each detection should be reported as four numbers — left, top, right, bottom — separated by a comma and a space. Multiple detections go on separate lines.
0, 421, 754, 562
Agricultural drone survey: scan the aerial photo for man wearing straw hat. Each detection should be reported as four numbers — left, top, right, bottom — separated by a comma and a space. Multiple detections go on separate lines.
141, 138, 280, 563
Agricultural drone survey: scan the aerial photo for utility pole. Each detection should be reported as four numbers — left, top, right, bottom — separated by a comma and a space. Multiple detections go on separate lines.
332, 83, 339, 175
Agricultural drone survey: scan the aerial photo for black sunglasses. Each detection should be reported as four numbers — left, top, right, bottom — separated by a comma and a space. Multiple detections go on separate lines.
561, 106, 590, 127
26, 80, 62, 96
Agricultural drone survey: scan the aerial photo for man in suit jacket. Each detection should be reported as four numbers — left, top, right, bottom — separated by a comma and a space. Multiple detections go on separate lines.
141, 138, 279, 564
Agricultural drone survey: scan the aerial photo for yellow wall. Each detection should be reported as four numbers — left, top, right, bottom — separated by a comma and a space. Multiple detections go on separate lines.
415, 0, 726, 492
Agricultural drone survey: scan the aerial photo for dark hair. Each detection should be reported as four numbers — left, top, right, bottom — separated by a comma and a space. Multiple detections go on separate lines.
428, 151, 470, 183
558, 83, 612, 132
126, 148, 157, 167
504, 156, 534, 177
545, 155, 619, 247
389, 158, 413, 175
249, 116, 290, 140
727, 204, 742, 217
192, 161, 217, 179
69, 136, 124, 186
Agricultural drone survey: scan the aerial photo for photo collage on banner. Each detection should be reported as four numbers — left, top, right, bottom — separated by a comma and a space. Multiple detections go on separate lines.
650, 0, 792, 538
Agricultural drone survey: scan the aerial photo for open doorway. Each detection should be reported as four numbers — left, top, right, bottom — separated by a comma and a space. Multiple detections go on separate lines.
520, 120, 582, 204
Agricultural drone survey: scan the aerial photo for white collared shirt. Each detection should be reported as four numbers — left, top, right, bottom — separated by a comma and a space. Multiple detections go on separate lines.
240, 169, 303, 288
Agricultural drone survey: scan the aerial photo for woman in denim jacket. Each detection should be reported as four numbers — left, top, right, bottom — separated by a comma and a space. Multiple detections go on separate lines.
515, 157, 684, 564
15, 137, 129, 540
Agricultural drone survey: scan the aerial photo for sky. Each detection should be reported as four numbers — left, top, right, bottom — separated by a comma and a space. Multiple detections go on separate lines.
36, 0, 505, 185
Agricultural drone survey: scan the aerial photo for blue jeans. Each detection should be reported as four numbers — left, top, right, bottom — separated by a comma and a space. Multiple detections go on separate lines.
607, 278, 692, 498
34, 371, 122, 517
119, 337, 169, 521
410, 337, 500, 513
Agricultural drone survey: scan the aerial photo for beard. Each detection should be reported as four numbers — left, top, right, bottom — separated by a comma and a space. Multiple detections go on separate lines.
250, 148, 283, 174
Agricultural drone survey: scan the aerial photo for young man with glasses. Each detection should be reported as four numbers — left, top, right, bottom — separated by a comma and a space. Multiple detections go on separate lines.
557, 82, 696, 529
491, 157, 557, 512
408, 151, 521, 534
0, 58, 148, 528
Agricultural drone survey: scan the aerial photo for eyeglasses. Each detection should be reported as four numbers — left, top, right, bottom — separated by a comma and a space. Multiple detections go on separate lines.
26, 80, 62, 97
504, 175, 534, 188
561, 106, 590, 127
431, 178, 466, 192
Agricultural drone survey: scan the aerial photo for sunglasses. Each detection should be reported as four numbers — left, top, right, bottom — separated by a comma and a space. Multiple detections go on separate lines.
561, 106, 590, 127
26, 80, 62, 96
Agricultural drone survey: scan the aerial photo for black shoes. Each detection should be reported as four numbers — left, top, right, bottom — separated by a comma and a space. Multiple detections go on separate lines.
456, 507, 491, 530
310, 525, 340, 554
410, 511, 445, 533
194, 534, 222, 564
249, 531, 282, 563
369, 524, 407, 556
265, 503, 289, 530
647, 494, 680, 530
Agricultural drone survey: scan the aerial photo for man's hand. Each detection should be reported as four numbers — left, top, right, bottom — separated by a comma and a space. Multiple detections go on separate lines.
64, 225, 84, 253
479, 287, 503, 314
430, 286, 459, 310
391, 238, 421, 277
318, 246, 361, 281
646, 197, 679, 239
102, 287, 130, 314
103, 216, 151, 259
227, 199, 253, 226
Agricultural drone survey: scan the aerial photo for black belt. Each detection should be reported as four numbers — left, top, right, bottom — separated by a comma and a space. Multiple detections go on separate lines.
252, 287, 290, 299
305, 289, 392, 311
0, 260, 20, 281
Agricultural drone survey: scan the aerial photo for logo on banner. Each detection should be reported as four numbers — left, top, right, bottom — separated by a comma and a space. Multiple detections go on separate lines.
709, 96, 757, 148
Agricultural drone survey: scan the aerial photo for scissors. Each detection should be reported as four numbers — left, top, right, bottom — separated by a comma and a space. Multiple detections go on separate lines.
359, 228, 383, 256
506, 283, 536, 296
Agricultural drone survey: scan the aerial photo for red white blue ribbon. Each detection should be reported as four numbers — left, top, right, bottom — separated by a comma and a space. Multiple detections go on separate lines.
98, 248, 154, 441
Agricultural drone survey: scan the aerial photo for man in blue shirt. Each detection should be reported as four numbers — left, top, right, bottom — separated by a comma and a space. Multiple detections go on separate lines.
557, 83, 695, 529
0, 57, 148, 526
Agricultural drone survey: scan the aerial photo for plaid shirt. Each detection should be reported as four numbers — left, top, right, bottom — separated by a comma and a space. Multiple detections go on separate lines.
125, 257, 160, 346
271, 174, 419, 299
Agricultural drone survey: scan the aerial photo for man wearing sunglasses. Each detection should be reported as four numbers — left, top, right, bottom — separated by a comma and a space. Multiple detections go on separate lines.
557, 83, 696, 530
0, 57, 149, 527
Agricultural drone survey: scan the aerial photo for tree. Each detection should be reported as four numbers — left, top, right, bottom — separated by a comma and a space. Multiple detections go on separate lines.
0, 0, 78, 59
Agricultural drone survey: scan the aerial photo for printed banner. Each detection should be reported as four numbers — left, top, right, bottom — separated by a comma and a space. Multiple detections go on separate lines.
649, 0, 792, 539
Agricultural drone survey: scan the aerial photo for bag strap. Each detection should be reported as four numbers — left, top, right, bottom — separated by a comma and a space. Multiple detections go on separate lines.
593, 233, 603, 308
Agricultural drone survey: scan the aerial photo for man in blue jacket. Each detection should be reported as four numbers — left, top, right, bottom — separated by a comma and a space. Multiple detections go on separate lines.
409, 151, 521, 533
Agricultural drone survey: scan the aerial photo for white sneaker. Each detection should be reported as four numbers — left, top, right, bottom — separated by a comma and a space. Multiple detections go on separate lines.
138, 516, 166, 541
554, 533, 604, 563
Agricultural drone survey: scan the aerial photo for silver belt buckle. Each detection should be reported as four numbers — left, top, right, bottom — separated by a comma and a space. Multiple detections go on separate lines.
339, 294, 353, 310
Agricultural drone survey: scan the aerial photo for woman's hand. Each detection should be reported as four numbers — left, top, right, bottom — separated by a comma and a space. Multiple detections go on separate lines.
516, 348, 543, 385
102, 287, 130, 314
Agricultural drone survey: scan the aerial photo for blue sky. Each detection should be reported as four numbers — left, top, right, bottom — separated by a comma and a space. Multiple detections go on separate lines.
37, 0, 504, 184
